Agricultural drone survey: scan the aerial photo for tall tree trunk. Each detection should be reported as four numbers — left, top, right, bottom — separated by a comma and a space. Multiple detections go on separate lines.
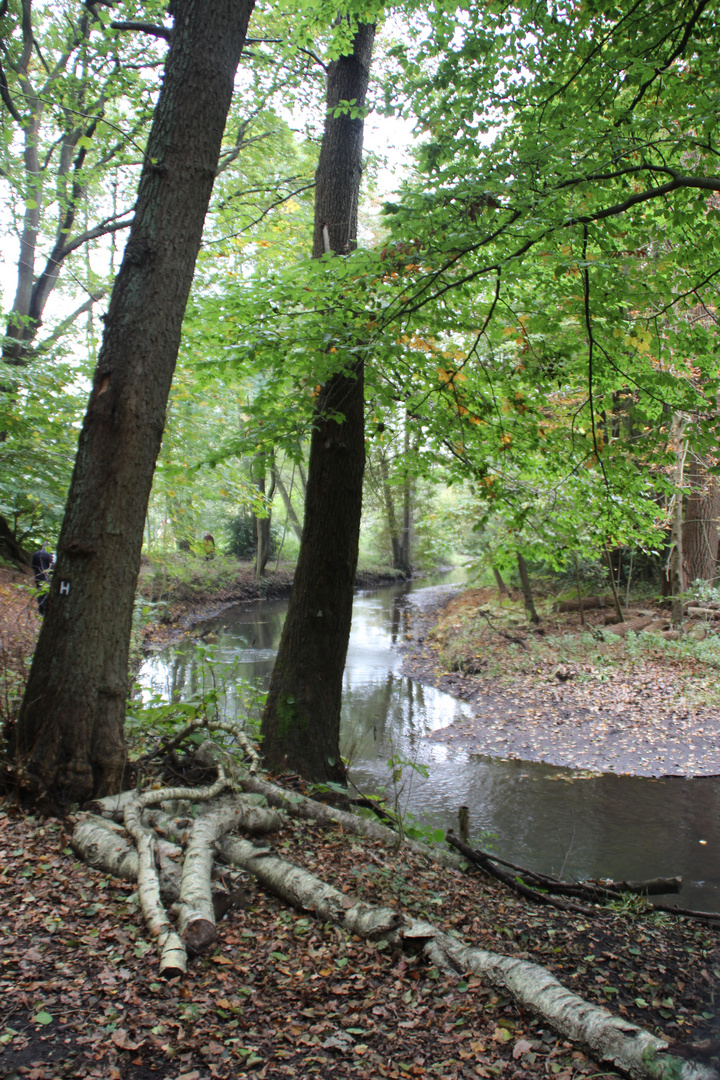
682, 454, 720, 587
253, 453, 276, 579
260, 23, 375, 784
12, 0, 254, 806
379, 448, 403, 569
517, 552, 540, 625
398, 425, 413, 578
667, 413, 689, 625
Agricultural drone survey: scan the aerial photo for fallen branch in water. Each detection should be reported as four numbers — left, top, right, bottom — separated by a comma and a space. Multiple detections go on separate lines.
454, 841, 682, 901
219, 833, 718, 1080
445, 832, 597, 916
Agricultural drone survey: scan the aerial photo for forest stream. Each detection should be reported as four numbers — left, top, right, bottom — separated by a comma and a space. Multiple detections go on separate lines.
138, 576, 720, 913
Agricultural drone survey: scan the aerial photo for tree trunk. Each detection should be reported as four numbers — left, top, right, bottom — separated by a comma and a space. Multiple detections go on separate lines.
252, 452, 275, 579
12, 0, 254, 806
492, 566, 511, 598
260, 23, 375, 784
667, 413, 689, 626
379, 448, 405, 572
398, 424, 413, 577
517, 552, 540, 624
682, 454, 720, 587
0, 512, 30, 568
275, 474, 303, 543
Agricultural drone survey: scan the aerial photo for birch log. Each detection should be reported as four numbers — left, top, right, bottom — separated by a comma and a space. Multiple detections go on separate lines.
122, 776, 231, 975
234, 768, 465, 871
72, 814, 183, 899
176, 802, 247, 954
221, 836, 717, 1080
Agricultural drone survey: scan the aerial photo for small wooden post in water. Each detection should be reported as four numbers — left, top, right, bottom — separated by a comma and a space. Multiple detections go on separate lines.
458, 805, 470, 845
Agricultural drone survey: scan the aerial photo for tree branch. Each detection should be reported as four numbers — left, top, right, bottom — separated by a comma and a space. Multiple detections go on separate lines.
110, 21, 171, 41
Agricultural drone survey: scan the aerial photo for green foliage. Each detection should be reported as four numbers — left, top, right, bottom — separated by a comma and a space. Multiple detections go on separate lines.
7, 0, 720, 586
225, 514, 282, 561
126, 643, 266, 759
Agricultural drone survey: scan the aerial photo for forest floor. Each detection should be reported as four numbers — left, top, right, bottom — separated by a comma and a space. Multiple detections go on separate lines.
1, 801, 719, 1080
2, 568, 720, 1079
399, 585, 720, 778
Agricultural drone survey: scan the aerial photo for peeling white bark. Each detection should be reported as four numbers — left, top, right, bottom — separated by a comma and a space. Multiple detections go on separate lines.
234, 769, 465, 871
176, 803, 245, 954
219, 834, 403, 939
72, 814, 183, 898
128, 824, 186, 977
220, 835, 718, 1080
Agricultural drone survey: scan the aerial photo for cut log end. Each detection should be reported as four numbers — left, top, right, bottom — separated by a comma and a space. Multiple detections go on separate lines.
184, 917, 217, 956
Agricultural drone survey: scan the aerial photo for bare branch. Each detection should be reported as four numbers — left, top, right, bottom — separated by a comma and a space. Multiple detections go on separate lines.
210, 182, 315, 240
59, 209, 134, 257
35, 290, 107, 355
110, 21, 171, 41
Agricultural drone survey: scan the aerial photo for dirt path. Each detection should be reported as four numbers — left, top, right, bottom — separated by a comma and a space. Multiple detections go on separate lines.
399, 587, 720, 779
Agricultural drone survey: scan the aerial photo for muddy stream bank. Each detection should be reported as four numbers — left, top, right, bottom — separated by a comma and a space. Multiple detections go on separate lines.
138, 577, 720, 912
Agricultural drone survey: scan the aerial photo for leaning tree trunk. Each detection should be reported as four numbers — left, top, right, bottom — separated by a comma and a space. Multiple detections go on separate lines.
260, 23, 375, 784
0, 513, 30, 568
13, 0, 255, 806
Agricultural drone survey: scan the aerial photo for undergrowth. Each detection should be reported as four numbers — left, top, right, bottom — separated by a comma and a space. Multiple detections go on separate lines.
428, 592, 720, 708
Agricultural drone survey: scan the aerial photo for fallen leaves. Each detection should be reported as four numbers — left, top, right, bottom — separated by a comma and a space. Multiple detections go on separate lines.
403, 590, 720, 777
1, 803, 718, 1080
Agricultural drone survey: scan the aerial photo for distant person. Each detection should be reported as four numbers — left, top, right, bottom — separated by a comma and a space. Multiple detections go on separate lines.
31, 541, 54, 615
203, 532, 215, 560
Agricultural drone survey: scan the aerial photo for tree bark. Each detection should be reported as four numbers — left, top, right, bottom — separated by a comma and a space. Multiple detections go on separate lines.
260, 23, 375, 784
517, 552, 540, 624
682, 454, 720, 587
252, 452, 275, 579
220, 835, 717, 1080
275, 474, 303, 543
12, 0, 255, 806
667, 413, 689, 626
0, 512, 30, 568
492, 565, 510, 598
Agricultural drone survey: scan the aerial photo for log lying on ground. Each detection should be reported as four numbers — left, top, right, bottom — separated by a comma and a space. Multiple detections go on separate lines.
687, 606, 720, 620
77, 782, 282, 972
220, 834, 717, 1080
122, 774, 233, 976
176, 800, 251, 954
234, 768, 466, 871
604, 616, 667, 637
72, 814, 184, 899
554, 596, 609, 613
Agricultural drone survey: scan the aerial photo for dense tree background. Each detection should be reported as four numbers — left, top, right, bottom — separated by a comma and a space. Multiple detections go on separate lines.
2, 0, 720, 793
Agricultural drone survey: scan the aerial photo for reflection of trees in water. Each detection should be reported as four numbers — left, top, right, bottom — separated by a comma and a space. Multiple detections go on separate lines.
389, 593, 410, 646
341, 672, 433, 765
141, 587, 720, 910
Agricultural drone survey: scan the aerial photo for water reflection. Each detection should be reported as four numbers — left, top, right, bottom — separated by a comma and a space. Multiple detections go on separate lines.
137, 579, 720, 911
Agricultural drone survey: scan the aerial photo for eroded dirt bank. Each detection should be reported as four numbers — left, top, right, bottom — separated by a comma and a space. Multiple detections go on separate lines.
399, 586, 720, 779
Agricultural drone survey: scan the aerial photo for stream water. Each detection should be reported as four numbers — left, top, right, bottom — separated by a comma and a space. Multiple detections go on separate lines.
138, 577, 720, 912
